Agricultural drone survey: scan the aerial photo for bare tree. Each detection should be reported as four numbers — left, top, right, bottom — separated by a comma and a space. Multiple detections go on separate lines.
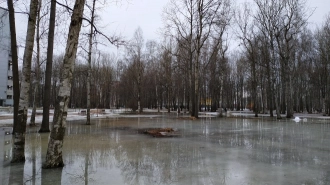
39, 0, 56, 133
253, 0, 309, 118
160, 39, 174, 113
126, 27, 144, 113
30, 0, 48, 126
7, 0, 20, 136
274, 0, 308, 118
163, 0, 197, 117
163, 0, 232, 118
315, 15, 330, 115
235, 3, 260, 117
254, 0, 285, 119
43, 0, 85, 168
86, 0, 96, 125
11, 0, 39, 163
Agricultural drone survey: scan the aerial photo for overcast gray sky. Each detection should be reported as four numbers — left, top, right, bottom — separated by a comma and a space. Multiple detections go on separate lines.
1, 0, 329, 58
101, 0, 329, 55
102, 0, 329, 42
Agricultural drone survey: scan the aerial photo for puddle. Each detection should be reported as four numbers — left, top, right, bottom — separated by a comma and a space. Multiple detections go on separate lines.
1, 117, 330, 184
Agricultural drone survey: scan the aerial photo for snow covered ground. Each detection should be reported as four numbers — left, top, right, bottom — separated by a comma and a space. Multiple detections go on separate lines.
227, 110, 330, 120
0, 108, 329, 127
0, 108, 175, 127
0, 108, 130, 126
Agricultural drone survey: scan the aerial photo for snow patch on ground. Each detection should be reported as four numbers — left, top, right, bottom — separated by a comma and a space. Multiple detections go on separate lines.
0, 108, 167, 126
1, 108, 330, 126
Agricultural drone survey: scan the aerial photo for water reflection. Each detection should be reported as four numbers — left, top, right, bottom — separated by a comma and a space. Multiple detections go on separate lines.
1, 117, 330, 185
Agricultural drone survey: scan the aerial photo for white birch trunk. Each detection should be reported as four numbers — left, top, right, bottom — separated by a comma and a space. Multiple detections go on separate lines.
43, 0, 85, 168
218, 77, 223, 117
11, 0, 38, 163
86, 0, 96, 125
30, 0, 42, 126
30, 87, 37, 125
323, 98, 326, 116
137, 61, 142, 113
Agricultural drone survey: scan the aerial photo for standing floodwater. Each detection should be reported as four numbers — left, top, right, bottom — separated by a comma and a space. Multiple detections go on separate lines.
1, 116, 330, 185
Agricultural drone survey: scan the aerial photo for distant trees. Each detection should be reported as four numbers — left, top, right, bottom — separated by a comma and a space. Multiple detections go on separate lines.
5, 0, 329, 128
110, 0, 329, 117
232, 0, 313, 118
315, 15, 330, 115
5, 0, 330, 167
126, 27, 145, 113
162, 0, 233, 118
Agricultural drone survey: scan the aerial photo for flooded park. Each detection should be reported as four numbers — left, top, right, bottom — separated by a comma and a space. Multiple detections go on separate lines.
1, 113, 330, 185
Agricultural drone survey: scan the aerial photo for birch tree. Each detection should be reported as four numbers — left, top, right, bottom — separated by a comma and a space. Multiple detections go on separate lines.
86, 0, 96, 125
43, 0, 85, 168
30, 0, 47, 126
126, 27, 144, 113
11, 0, 39, 163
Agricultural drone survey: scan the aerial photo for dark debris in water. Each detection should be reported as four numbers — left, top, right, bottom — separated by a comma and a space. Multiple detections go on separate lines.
139, 128, 180, 137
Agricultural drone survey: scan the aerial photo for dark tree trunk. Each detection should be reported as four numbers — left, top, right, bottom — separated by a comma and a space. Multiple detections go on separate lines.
40, 0, 56, 133
7, 0, 20, 135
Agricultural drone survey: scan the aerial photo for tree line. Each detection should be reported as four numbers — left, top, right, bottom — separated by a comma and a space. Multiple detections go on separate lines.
2, 0, 329, 168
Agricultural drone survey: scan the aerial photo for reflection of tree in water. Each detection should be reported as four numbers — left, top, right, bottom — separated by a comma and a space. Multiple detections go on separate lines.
65, 124, 103, 184
6, 117, 330, 184
63, 120, 221, 184
112, 139, 230, 185
213, 119, 330, 184
24, 129, 42, 184
6, 128, 63, 185
113, 140, 181, 185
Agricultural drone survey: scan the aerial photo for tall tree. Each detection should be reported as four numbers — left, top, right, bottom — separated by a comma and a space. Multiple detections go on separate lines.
39, 0, 56, 132
86, 0, 96, 125
160, 40, 173, 113
315, 15, 330, 116
43, 0, 85, 168
254, 0, 284, 119
254, 0, 309, 118
126, 27, 144, 113
30, 0, 45, 126
163, 0, 231, 118
7, 0, 19, 135
273, 0, 308, 118
11, 0, 39, 163
163, 0, 197, 117
235, 3, 260, 117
